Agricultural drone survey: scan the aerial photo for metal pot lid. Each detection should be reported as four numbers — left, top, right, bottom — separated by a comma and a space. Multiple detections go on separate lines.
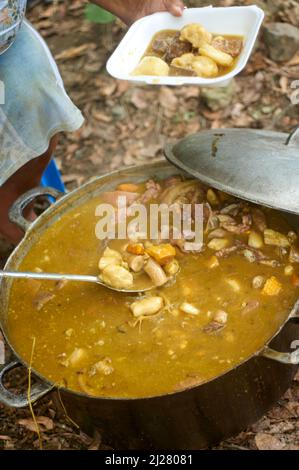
164, 127, 299, 215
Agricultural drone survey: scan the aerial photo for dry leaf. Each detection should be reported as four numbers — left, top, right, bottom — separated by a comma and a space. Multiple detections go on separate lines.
18, 416, 54, 433
287, 53, 299, 67
255, 433, 285, 450
55, 44, 96, 61
62, 174, 84, 185
159, 87, 178, 111
0, 332, 4, 365
91, 109, 112, 123
130, 89, 148, 109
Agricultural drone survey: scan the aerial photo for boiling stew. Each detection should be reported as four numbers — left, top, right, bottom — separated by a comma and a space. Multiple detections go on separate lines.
7, 176, 299, 398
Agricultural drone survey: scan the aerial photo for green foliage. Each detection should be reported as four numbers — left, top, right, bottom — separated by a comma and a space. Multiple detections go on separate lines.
85, 4, 115, 24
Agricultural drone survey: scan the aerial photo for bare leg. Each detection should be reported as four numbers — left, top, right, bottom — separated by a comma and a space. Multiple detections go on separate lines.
0, 135, 59, 245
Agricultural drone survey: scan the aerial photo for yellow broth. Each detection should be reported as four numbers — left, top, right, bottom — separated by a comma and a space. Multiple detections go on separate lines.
6, 178, 299, 398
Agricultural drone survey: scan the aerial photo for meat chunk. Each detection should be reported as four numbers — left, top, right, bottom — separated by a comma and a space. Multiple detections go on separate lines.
290, 245, 299, 263
241, 300, 260, 314
203, 310, 228, 334
102, 191, 139, 206
212, 36, 243, 58
215, 245, 239, 258
33, 291, 55, 311
252, 208, 267, 232
136, 179, 161, 204
152, 37, 173, 55
163, 33, 192, 64
89, 358, 114, 377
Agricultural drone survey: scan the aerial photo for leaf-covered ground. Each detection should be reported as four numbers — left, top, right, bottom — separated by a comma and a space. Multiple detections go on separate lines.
0, 0, 298, 450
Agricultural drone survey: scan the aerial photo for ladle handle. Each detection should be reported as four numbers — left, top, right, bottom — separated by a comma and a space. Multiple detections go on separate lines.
0, 270, 99, 284
0, 360, 53, 408
9, 186, 64, 233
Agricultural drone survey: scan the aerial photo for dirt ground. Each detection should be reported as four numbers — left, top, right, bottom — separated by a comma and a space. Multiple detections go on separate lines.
0, 0, 299, 450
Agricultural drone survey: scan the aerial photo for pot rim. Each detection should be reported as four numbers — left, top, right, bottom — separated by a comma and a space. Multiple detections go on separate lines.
1, 161, 299, 402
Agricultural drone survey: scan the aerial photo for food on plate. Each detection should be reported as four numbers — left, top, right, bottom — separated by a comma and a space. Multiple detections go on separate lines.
172, 54, 219, 78
132, 56, 169, 76
180, 23, 213, 48
198, 43, 234, 67
7, 175, 298, 398
132, 24, 243, 78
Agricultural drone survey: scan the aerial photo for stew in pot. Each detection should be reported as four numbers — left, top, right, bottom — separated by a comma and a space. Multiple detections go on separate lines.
7, 176, 299, 398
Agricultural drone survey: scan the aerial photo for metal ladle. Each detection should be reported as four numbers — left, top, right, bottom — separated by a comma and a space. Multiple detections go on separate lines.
0, 270, 153, 294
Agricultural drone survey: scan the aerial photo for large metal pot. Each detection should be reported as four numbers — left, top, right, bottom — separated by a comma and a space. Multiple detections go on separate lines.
0, 161, 298, 450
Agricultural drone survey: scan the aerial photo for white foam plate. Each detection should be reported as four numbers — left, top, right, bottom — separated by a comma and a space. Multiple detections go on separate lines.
107, 5, 264, 87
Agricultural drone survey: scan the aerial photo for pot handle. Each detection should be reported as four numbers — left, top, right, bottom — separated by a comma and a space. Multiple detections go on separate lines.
0, 360, 53, 408
9, 187, 64, 233
261, 346, 299, 365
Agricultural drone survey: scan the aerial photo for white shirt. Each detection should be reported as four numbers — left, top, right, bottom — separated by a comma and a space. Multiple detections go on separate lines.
0, 0, 27, 54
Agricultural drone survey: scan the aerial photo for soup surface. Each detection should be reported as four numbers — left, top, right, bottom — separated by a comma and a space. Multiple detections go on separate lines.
132, 24, 243, 78
7, 176, 299, 398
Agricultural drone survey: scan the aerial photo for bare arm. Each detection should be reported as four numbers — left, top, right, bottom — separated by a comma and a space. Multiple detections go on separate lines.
92, 0, 184, 25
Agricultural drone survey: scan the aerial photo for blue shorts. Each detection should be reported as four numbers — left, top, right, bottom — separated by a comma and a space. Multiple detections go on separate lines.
0, 19, 84, 185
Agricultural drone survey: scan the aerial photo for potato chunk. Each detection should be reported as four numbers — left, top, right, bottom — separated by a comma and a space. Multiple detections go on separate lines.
199, 43, 234, 67
172, 53, 218, 78
264, 229, 290, 248
179, 302, 200, 315
61, 348, 88, 369
98, 247, 123, 271
208, 238, 229, 251
164, 259, 180, 276
180, 23, 212, 47
171, 53, 196, 70
100, 264, 133, 290
248, 230, 264, 249
191, 56, 218, 78
130, 297, 164, 318
132, 56, 169, 76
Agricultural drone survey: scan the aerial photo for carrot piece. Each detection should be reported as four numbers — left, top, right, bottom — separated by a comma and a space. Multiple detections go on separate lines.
145, 244, 176, 266
291, 273, 299, 288
262, 276, 282, 296
126, 243, 145, 256
117, 183, 139, 192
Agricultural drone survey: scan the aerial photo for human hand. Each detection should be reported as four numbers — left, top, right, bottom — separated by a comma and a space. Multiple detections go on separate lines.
133, 0, 185, 23
93, 0, 185, 26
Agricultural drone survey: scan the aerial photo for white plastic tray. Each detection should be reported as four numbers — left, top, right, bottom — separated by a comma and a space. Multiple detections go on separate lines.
107, 5, 264, 87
